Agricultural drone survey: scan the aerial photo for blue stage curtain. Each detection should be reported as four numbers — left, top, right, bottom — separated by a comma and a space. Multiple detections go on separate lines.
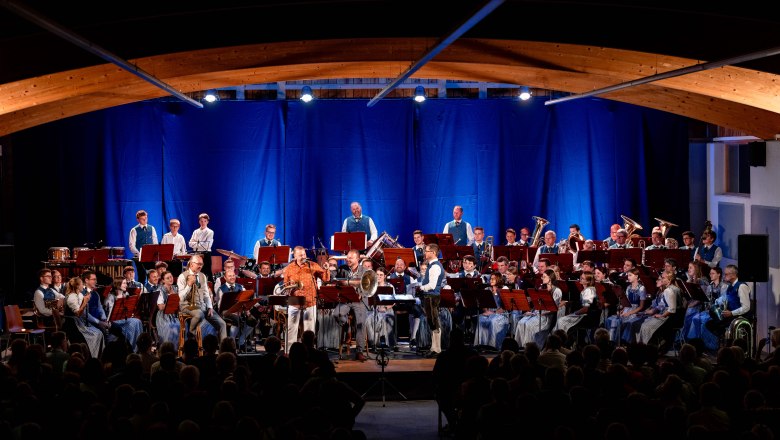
8, 98, 689, 289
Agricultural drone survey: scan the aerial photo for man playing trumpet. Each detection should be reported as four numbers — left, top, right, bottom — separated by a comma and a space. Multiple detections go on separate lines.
283, 246, 330, 352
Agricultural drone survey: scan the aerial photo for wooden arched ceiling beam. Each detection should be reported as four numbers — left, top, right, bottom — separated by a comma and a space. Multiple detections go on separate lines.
2, 38, 779, 138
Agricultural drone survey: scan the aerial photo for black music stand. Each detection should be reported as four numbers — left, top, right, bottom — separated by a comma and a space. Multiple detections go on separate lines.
110, 294, 140, 322
383, 248, 417, 270
76, 248, 110, 266
685, 282, 709, 305
461, 288, 497, 311
367, 286, 395, 350
236, 277, 258, 295
256, 246, 291, 269
528, 288, 560, 335
538, 253, 574, 274
139, 244, 174, 263
445, 277, 466, 293
333, 232, 366, 252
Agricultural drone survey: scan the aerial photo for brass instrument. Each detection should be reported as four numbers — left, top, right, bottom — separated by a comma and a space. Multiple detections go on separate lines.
603, 239, 610, 250
654, 217, 678, 238
278, 280, 303, 294
44, 298, 64, 314
725, 316, 755, 357
638, 239, 646, 265
665, 238, 679, 249
484, 235, 494, 264
186, 274, 204, 311
621, 214, 643, 238
560, 232, 580, 254
530, 216, 549, 247
359, 269, 378, 297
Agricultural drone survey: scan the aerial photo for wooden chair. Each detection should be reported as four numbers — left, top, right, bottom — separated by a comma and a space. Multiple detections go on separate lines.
2, 305, 46, 358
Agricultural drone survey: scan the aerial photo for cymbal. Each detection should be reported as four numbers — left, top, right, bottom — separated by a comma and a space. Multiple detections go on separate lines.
216, 248, 247, 261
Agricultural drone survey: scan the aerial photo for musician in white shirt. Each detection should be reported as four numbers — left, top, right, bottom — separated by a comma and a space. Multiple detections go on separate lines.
189, 213, 215, 280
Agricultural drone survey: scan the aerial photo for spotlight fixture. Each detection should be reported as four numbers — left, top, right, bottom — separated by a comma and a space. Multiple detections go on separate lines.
413, 85, 426, 103
203, 89, 219, 103
518, 86, 531, 101
300, 86, 314, 102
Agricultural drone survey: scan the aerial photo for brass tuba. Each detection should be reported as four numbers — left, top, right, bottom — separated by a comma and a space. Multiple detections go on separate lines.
620, 214, 643, 238
359, 269, 378, 297
654, 218, 678, 238
725, 316, 755, 357
530, 216, 549, 247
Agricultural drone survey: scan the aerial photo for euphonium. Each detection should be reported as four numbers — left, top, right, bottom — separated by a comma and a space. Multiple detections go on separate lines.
530, 216, 549, 247
278, 280, 303, 294
725, 316, 755, 357
620, 214, 643, 238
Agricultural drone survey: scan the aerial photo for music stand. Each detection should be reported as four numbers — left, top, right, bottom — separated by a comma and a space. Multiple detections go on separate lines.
383, 248, 417, 270
644, 249, 693, 272
318, 285, 359, 305
639, 275, 659, 297
608, 248, 642, 269
267, 295, 307, 352
236, 277, 258, 294
256, 246, 291, 268
110, 294, 140, 321
436, 234, 454, 246
610, 284, 632, 347
163, 293, 180, 315
218, 289, 249, 315
498, 289, 530, 314
460, 288, 497, 310
387, 277, 405, 296
538, 253, 574, 274
332, 232, 366, 252
76, 248, 110, 266
685, 282, 709, 305
576, 250, 609, 267
528, 288, 560, 335
439, 289, 457, 309
445, 277, 466, 293
440, 245, 474, 273
139, 244, 174, 263
596, 282, 618, 321
256, 276, 283, 297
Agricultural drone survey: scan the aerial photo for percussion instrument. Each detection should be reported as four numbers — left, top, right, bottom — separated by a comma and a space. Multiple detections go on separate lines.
110, 247, 125, 259
216, 248, 247, 262
48, 247, 70, 262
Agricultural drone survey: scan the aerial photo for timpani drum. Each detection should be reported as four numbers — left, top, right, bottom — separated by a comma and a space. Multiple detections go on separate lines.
110, 247, 126, 259
48, 247, 70, 262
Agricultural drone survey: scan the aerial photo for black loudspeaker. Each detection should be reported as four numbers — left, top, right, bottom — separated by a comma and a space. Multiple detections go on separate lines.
738, 234, 769, 282
748, 141, 766, 167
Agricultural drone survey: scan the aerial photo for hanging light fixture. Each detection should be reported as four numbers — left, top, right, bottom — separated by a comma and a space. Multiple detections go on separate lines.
413, 85, 426, 103
300, 85, 314, 103
203, 89, 219, 103
518, 86, 531, 101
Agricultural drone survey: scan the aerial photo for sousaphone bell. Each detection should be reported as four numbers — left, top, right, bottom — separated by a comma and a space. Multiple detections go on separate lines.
360, 269, 378, 297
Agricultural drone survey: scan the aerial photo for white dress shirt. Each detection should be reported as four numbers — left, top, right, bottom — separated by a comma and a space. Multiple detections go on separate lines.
161, 232, 188, 256
189, 227, 214, 252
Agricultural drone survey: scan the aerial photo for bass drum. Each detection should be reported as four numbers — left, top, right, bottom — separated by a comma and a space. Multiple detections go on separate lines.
48, 247, 70, 262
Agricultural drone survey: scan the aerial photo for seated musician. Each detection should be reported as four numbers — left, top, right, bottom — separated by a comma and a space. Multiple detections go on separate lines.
608, 229, 630, 249
605, 223, 621, 248
144, 269, 161, 294
494, 256, 510, 280
51, 270, 65, 295
390, 257, 423, 347
687, 266, 728, 351
644, 231, 667, 250
361, 257, 374, 271
680, 231, 697, 259
154, 270, 180, 346
161, 218, 188, 256
474, 273, 510, 350
412, 229, 426, 266
33, 268, 65, 330
569, 224, 585, 242
534, 258, 552, 284
452, 255, 480, 334
554, 272, 599, 346
505, 228, 520, 246
680, 261, 715, 341
515, 269, 563, 347
664, 257, 686, 280
63, 276, 104, 358
518, 227, 532, 246
177, 254, 228, 343
367, 267, 396, 349
532, 231, 559, 272
694, 229, 723, 268
122, 266, 143, 292
704, 264, 751, 345
610, 258, 637, 285
216, 269, 255, 351
213, 257, 238, 293
155, 261, 169, 279
638, 271, 683, 350
608, 268, 649, 343
571, 258, 595, 279
103, 277, 144, 351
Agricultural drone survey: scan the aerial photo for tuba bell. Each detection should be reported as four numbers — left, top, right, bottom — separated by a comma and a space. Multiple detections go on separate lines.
654, 218, 678, 238
359, 269, 378, 298
530, 216, 549, 247
725, 316, 755, 357
620, 214, 643, 238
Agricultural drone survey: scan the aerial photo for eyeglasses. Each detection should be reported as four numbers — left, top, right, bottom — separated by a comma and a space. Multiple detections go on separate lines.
42, 275, 52, 278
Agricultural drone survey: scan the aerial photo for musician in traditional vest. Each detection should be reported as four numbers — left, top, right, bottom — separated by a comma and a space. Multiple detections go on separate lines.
419, 243, 445, 358
253, 223, 283, 261
705, 264, 751, 337
334, 249, 368, 361
694, 229, 723, 268
216, 269, 255, 351
412, 230, 426, 266
443, 205, 474, 246
177, 254, 227, 342
472, 227, 488, 270
341, 201, 378, 247
608, 229, 629, 249
680, 231, 698, 259
33, 268, 64, 330
128, 209, 158, 284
